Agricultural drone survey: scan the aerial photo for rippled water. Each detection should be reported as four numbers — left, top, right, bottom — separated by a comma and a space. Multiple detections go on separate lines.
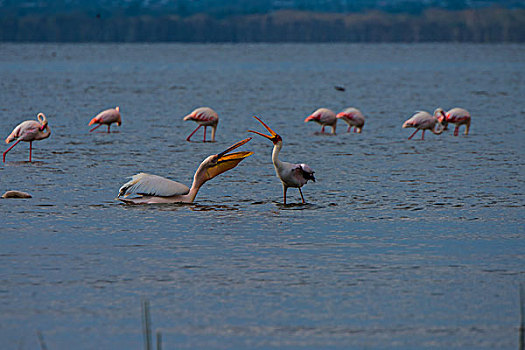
1, 43, 524, 349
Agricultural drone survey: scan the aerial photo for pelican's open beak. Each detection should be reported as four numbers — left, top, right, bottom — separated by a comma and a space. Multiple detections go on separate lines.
205, 138, 253, 179
248, 116, 282, 144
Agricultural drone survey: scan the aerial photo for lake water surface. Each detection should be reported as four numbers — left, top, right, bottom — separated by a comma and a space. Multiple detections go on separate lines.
1, 43, 524, 349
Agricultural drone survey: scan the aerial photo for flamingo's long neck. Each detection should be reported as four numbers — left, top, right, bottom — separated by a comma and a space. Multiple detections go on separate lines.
430, 117, 445, 135
41, 126, 51, 139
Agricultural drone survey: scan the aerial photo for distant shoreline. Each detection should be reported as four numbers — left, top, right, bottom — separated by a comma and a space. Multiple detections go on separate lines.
1, 9, 524, 43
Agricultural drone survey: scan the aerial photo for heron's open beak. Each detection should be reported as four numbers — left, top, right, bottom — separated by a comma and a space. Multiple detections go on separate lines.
248, 116, 281, 144
205, 138, 253, 179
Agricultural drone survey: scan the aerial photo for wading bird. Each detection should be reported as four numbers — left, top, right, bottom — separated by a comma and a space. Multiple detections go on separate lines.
183, 107, 219, 142
117, 138, 252, 204
403, 109, 446, 140
444, 107, 471, 136
336, 107, 365, 133
249, 116, 315, 205
3, 113, 51, 162
304, 108, 337, 134
89, 106, 121, 133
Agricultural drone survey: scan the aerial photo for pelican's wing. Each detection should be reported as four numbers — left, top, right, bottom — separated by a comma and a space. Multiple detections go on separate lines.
118, 173, 189, 198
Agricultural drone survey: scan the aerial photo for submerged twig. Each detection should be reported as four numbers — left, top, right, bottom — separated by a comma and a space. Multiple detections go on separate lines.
142, 299, 152, 350
519, 284, 525, 350
156, 331, 162, 350
36, 331, 48, 350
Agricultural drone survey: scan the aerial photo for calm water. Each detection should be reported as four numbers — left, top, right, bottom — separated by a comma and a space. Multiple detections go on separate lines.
0, 43, 524, 349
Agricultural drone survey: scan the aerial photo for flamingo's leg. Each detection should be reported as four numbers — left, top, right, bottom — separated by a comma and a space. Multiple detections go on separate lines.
29, 141, 32, 162
298, 187, 306, 204
107, 124, 111, 133
408, 128, 419, 140
454, 125, 459, 136
465, 120, 470, 135
283, 185, 288, 205
421, 130, 425, 140
3, 139, 22, 163
347, 126, 351, 133
89, 124, 102, 132
203, 126, 207, 142
186, 125, 201, 142
321, 126, 325, 133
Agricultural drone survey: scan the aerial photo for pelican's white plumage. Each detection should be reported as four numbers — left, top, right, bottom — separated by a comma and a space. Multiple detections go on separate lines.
118, 173, 190, 198
117, 138, 252, 204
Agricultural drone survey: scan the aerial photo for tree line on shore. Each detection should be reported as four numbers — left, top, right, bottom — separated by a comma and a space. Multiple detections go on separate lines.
1, 8, 524, 42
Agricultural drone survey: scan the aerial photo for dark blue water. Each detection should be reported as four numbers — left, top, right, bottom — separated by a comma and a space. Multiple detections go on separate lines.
1, 43, 524, 349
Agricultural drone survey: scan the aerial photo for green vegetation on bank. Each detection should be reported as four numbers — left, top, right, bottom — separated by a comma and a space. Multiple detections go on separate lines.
1, 8, 524, 42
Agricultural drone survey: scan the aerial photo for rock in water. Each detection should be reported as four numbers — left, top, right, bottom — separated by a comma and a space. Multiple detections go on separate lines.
2, 190, 32, 199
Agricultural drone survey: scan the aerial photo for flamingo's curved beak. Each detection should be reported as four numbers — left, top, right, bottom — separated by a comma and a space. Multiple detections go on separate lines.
205, 138, 253, 179
438, 111, 448, 128
304, 115, 317, 123
248, 116, 282, 144
336, 112, 348, 120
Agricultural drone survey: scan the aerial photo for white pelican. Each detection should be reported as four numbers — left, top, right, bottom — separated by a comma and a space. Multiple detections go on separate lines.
336, 107, 365, 133
403, 109, 446, 140
248, 116, 315, 205
117, 138, 253, 204
304, 108, 337, 134
444, 107, 471, 136
89, 106, 122, 133
183, 107, 219, 142
3, 112, 51, 162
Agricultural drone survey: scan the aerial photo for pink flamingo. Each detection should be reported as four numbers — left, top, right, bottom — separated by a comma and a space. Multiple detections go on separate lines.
89, 106, 121, 133
304, 108, 337, 134
3, 113, 51, 162
336, 107, 365, 133
444, 107, 471, 136
403, 109, 446, 140
183, 107, 219, 142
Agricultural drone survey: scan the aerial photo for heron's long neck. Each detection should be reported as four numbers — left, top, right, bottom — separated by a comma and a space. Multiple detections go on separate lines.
272, 142, 284, 169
